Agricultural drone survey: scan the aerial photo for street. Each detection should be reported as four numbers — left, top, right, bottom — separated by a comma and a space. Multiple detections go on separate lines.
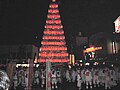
33, 79, 120, 90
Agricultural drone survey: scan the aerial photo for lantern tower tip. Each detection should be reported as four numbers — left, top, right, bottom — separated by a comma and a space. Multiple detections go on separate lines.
52, 0, 56, 2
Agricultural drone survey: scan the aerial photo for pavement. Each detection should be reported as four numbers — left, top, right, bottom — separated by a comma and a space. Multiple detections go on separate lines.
33, 80, 120, 90
10, 79, 120, 90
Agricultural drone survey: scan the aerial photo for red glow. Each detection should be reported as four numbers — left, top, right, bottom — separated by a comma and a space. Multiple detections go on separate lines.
49, 4, 58, 8
43, 36, 65, 40
44, 30, 64, 35
48, 9, 59, 14
47, 14, 60, 19
52, 0, 56, 3
38, 0, 68, 63
39, 53, 68, 57
40, 46, 67, 51
41, 41, 65, 45
45, 25, 63, 29
38, 59, 68, 62
46, 20, 61, 24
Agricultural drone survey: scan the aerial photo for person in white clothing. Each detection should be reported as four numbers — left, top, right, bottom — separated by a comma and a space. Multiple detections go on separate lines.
41, 69, 46, 88
18, 69, 25, 86
85, 69, 92, 89
77, 71, 82, 90
51, 70, 57, 89
71, 69, 76, 82
109, 69, 117, 87
104, 69, 111, 89
98, 69, 104, 85
56, 70, 61, 83
24, 74, 28, 90
65, 70, 71, 82
34, 70, 40, 85
93, 69, 100, 87
81, 69, 85, 84
13, 71, 18, 89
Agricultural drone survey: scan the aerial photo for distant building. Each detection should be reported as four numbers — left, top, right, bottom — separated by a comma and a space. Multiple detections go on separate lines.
89, 32, 120, 60
89, 32, 109, 55
0, 44, 38, 64
75, 33, 88, 60
76, 37, 88, 46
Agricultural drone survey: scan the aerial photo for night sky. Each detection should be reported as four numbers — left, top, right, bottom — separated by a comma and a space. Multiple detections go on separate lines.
0, 0, 120, 46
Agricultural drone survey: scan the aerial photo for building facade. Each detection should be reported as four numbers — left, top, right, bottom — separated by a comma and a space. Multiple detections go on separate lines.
0, 44, 38, 64
89, 32, 120, 62
75, 34, 88, 60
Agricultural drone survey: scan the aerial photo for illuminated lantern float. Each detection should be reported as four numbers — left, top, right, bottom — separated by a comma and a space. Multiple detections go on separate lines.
114, 16, 120, 33
38, 0, 69, 63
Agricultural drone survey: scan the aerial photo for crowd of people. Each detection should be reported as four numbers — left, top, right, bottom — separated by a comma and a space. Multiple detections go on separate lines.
11, 65, 120, 90
65, 66, 120, 90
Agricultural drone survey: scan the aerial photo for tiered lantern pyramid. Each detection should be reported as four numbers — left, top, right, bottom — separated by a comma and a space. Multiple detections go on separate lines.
38, 0, 69, 63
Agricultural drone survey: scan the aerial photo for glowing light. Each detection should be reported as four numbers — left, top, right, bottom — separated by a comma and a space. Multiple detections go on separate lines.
41, 41, 65, 45
38, 59, 68, 62
52, 0, 56, 2
94, 62, 99, 65
114, 16, 120, 33
36, 64, 39, 68
85, 63, 90, 66
16, 64, 29, 67
49, 4, 58, 8
68, 65, 72, 69
111, 64, 114, 67
69, 54, 75, 65
48, 9, 59, 13
44, 30, 64, 35
46, 20, 61, 24
84, 47, 102, 53
39, 53, 68, 57
71, 54, 75, 65
47, 14, 60, 19
112, 41, 116, 54
45, 25, 63, 29
40, 47, 67, 51
103, 62, 105, 64
43, 36, 65, 40
79, 60, 83, 62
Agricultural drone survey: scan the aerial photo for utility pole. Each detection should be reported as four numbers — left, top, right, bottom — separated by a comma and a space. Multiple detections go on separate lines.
46, 60, 51, 90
